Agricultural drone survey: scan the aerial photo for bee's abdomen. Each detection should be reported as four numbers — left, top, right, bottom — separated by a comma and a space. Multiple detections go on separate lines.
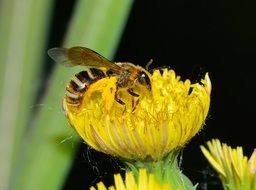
65, 68, 106, 105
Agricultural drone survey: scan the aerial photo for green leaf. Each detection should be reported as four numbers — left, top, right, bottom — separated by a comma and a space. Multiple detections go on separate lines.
0, 0, 53, 189
7, 0, 133, 190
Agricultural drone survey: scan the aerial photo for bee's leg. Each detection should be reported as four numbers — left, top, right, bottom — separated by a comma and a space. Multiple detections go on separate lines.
132, 98, 140, 113
127, 88, 139, 97
115, 92, 126, 113
115, 92, 125, 105
128, 88, 140, 112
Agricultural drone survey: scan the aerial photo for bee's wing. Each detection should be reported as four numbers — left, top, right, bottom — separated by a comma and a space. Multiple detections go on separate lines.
48, 46, 122, 72
48, 48, 71, 66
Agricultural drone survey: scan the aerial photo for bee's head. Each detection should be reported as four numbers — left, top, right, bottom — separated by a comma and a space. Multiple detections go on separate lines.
137, 71, 151, 90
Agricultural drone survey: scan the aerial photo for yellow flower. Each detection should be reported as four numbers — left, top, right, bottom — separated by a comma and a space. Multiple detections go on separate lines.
90, 169, 170, 190
63, 68, 211, 160
200, 139, 256, 190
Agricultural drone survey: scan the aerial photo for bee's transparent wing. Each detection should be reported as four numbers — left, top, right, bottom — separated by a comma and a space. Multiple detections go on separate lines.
48, 47, 75, 67
48, 46, 121, 72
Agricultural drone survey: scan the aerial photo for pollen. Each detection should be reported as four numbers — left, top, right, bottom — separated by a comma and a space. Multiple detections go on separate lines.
63, 69, 211, 160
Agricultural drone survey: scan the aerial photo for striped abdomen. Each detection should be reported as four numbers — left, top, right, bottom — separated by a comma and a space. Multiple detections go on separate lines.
65, 68, 106, 106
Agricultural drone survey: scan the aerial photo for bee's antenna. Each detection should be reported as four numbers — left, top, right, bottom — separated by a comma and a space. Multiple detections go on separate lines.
146, 59, 153, 70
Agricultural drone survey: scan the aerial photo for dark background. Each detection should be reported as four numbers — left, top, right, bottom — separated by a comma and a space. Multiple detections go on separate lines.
47, 1, 256, 190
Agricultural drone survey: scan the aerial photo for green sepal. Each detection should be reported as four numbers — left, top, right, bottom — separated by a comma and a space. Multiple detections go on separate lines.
123, 151, 197, 190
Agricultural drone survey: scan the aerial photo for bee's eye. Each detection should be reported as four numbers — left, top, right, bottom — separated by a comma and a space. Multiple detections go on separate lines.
138, 71, 151, 90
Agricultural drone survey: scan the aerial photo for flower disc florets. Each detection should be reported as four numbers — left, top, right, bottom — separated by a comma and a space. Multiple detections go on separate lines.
63, 68, 211, 161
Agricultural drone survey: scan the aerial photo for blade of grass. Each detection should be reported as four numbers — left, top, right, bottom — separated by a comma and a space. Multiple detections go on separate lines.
11, 0, 133, 190
0, 0, 53, 189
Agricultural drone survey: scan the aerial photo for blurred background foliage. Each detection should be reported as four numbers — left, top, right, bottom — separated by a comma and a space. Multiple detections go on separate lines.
0, 0, 132, 189
1, 0, 256, 190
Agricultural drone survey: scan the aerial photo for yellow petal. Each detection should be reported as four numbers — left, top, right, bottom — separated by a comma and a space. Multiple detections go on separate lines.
201, 139, 256, 189
91, 169, 170, 190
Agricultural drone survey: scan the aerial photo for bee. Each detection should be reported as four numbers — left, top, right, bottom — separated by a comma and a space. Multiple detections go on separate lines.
48, 46, 151, 109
